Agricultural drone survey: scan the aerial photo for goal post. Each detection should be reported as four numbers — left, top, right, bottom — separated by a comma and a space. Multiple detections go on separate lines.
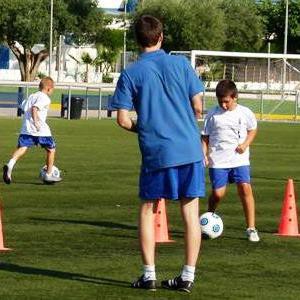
169, 50, 300, 121
171, 50, 300, 92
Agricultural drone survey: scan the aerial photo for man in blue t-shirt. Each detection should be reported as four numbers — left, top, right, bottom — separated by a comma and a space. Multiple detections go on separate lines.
111, 15, 205, 293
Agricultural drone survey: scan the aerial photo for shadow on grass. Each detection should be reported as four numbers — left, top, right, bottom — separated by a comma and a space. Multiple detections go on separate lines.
30, 218, 187, 240
0, 263, 131, 288
31, 218, 138, 231
13, 182, 45, 186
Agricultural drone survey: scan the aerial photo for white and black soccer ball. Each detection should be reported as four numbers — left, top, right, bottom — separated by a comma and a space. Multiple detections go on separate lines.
39, 165, 61, 181
200, 212, 223, 239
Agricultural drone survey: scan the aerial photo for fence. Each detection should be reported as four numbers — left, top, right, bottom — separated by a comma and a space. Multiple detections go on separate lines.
0, 81, 299, 121
0, 81, 116, 120
203, 89, 300, 121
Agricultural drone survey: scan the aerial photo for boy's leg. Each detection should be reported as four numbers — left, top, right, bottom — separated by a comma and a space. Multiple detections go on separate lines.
43, 148, 61, 182
208, 168, 229, 212
46, 148, 55, 175
236, 183, 260, 242
236, 183, 255, 228
3, 147, 28, 184
39, 137, 61, 183
208, 186, 227, 212
11, 146, 28, 161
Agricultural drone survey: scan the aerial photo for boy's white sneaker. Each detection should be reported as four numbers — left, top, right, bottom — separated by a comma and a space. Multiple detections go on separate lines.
43, 173, 62, 183
246, 228, 260, 242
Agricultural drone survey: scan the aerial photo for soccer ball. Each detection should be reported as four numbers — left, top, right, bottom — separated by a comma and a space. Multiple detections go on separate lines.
39, 165, 61, 181
200, 212, 223, 239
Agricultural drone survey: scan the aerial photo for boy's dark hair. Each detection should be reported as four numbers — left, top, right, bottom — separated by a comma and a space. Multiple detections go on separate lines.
39, 77, 54, 90
134, 15, 163, 47
216, 79, 238, 99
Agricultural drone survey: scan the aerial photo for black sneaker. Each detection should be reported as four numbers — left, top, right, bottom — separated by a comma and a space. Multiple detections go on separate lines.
161, 276, 193, 293
3, 165, 11, 184
131, 275, 156, 291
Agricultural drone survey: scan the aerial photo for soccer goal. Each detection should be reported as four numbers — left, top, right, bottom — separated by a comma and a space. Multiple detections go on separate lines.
171, 50, 300, 92
169, 50, 300, 121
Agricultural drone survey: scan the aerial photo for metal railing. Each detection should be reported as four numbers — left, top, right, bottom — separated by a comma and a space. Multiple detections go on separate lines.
0, 81, 116, 120
0, 81, 299, 121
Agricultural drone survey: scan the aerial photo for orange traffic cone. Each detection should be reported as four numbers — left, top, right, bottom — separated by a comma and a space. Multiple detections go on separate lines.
0, 203, 11, 251
275, 179, 300, 237
154, 199, 174, 243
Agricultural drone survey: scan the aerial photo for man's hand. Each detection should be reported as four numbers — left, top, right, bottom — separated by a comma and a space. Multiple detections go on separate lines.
117, 109, 138, 133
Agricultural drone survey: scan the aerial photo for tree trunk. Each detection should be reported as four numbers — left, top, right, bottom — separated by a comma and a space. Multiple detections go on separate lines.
9, 42, 49, 82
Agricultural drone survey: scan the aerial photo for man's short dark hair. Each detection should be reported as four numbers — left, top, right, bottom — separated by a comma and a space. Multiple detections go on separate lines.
134, 15, 163, 47
216, 79, 238, 99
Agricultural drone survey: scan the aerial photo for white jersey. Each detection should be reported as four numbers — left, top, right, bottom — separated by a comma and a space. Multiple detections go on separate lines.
203, 104, 257, 168
20, 91, 52, 137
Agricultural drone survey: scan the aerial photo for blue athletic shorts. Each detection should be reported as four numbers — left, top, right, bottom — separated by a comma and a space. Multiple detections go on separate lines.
18, 134, 56, 149
209, 166, 251, 189
139, 161, 206, 200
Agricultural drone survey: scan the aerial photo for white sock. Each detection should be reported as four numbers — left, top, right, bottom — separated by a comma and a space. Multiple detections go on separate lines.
181, 265, 195, 282
7, 159, 16, 176
143, 265, 156, 281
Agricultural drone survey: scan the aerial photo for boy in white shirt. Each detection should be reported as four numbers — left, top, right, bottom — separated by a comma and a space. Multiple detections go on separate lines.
202, 80, 259, 242
3, 77, 61, 184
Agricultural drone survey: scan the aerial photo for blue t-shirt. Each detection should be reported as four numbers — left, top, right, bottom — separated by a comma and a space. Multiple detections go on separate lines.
112, 49, 204, 171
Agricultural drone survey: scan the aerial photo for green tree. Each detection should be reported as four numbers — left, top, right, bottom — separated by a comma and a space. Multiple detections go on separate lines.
221, 0, 264, 52
94, 29, 124, 75
258, 0, 300, 53
81, 52, 93, 82
0, 0, 105, 81
133, 0, 226, 52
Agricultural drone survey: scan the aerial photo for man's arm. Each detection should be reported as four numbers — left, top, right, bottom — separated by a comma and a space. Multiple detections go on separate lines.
31, 106, 40, 131
191, 93, 203, 119
236, 129, 257, 154
117, 109, 138, 133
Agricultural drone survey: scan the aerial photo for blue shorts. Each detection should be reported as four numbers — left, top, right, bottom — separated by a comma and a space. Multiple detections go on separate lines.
139, 161, 205, 200
18, 134, 56, 149
209, 166, 251, 189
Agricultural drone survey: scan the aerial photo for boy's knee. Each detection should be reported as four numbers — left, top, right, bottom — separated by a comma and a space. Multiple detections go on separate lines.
46, 148, 56, 153
212, 188, 226, 200
237, 183, 252, 197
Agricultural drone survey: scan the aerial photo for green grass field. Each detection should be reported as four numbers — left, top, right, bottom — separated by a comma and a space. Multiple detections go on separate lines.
0, 118, 300, 300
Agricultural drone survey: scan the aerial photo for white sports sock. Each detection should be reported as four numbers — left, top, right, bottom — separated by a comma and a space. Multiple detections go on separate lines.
7, 158, 16, 176
181, 265, 195, 282
143, 265, 156, 281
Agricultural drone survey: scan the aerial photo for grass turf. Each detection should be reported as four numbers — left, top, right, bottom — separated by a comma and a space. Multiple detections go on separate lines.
0, 118, 299, 299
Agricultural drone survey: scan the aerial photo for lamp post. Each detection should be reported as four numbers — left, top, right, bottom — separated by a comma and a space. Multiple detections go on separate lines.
267, 33, 276, 91
282, 0, 289, 91
123, 0, 127, 70
49, 0, 53, 77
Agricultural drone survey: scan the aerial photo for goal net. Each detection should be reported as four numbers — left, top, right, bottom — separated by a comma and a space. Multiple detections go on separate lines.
170, 50, 300, 121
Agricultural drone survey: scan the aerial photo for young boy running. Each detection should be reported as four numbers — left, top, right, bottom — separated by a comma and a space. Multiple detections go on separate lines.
3, 77, 61, 184
111, 15, 205, 293
202, 79, 260, 242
